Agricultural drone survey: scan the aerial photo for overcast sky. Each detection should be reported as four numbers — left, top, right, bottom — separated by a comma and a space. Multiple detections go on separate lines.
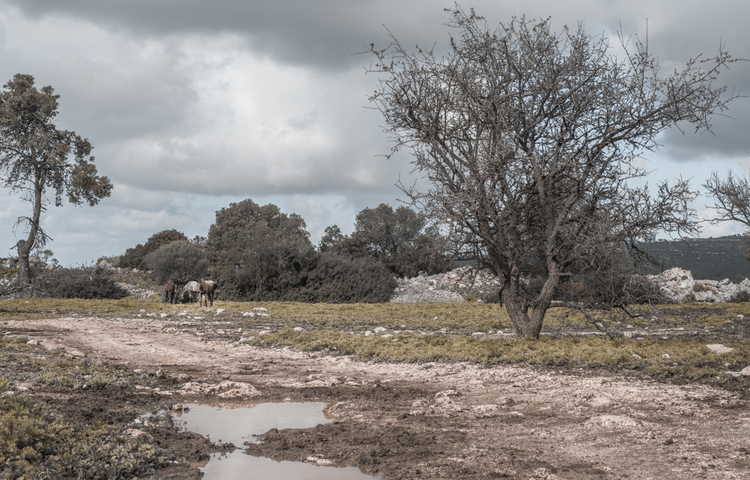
1, 0, 749, 267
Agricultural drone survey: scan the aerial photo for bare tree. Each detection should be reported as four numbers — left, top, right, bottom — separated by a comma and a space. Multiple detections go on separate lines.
367, 8, 740, 337
0, 74, 112, 285
703, 171, 750, 261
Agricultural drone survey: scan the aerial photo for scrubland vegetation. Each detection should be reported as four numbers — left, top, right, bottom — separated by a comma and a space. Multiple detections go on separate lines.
3, 295, 750, 382
0, 337, 170, 480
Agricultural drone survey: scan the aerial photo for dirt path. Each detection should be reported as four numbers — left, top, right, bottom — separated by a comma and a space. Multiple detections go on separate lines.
4, 315, 750, 479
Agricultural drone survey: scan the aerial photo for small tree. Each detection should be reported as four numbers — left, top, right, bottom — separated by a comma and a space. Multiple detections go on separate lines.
319, 225, 368, 257
144, 240, 209, 283
368, 8, 739, 337
0, 74, 112, 285
352, 204, 451, 277
703, 171, 750, 262
120, 229, 189, 270
320, 205, 452, 277
207, 199, 316, 301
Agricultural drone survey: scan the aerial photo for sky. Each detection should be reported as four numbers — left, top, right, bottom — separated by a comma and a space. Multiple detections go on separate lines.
0, 0, 749, 267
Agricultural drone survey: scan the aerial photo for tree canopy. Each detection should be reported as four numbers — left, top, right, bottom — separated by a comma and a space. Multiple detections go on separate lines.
368, 8, 740, 337
0, 74, 112, 285
120, 229, 189, 270
321, 204, 451, 277
206, 199, 315, 301
144, 240, 209, 283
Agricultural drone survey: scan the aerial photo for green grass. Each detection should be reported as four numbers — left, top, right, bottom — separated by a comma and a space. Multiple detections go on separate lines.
0, 339, 168, 480
2, 297, 750, 382
0, 394, 169, 480
252, 329, 750, 382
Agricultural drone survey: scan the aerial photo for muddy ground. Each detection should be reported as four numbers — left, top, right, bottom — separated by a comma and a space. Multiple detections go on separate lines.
3, 314, 750, 479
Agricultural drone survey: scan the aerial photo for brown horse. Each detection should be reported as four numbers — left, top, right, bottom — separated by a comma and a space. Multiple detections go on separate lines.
165, 279, 177, 304
198, 279, 218, 307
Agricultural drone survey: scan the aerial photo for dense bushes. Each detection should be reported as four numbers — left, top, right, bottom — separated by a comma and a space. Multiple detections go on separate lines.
288, 252, 397, 303
321, 204, 452, 278
119, 229, 188, 270
0, 264, 128, 300
144, 240, 208, 283
206, 199, 317, 301
201, 200, 408, 303
55, 277, 128, 300
107, 200, 455, 303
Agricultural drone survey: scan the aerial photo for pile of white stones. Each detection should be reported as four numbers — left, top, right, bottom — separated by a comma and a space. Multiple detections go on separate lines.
392, 265, 750, 304
646, 267, 750, 303
391, 266, 502, 303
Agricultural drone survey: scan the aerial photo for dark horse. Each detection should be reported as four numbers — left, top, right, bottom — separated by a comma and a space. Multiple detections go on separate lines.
198, 279, 218, 307
165, 279, 178, 304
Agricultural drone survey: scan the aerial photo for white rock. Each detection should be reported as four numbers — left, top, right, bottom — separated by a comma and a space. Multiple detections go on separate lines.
180, 381, 261, 398
706, 344, 734, 354
585, 415, 639, 428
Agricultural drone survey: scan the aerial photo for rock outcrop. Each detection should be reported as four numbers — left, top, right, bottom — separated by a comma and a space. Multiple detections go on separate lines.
392, 265, 750, 304
391, 266, 502, 303
646, 267, 750, 303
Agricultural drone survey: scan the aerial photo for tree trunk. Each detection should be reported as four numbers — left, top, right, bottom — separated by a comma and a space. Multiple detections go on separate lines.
16, 239, 32, 286
502, 272, 560, 339
504, 294, 544, 338
16, 163, 45, 287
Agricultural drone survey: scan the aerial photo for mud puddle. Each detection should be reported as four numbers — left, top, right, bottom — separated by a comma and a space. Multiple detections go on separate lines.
175, 402, 376, 479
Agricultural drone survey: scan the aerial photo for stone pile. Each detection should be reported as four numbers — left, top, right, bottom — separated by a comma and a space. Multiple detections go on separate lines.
646, 267, 750, 303
391, 265, 750, 304
391, 266, 502, 303
116, 282, 157, 299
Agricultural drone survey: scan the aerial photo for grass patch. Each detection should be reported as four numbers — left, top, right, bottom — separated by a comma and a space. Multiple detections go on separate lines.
252, 329, 750, 382
0, 337, 157, 390
0, 336, 171, 480
0, 395, 169, 480
3, 297, 750, 382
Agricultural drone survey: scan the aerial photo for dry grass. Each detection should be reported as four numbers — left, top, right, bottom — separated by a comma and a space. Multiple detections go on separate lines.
2, 296, 750, 381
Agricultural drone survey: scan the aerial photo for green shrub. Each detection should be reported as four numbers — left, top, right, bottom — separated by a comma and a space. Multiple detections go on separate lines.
120, 229, 188, 270
729, 290, 750, 303
287, 252, 396, 303
207, 199, 317, 301
322, 204, 452, 278
55, 278, 128, 300
144, 240, 209, 283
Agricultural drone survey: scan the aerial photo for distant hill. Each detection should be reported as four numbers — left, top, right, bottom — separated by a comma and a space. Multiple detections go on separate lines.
639, 235, 750, 282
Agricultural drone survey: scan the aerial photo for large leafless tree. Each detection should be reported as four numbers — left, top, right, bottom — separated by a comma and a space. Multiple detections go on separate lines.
0, 74, 112, 286
367, 8, 740, 337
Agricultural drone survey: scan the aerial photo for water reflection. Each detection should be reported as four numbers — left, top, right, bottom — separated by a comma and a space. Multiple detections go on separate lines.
176, 402, 376, 480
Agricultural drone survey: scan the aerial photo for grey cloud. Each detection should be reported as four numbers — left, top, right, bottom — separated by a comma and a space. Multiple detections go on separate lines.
2, 0, 750, 267
0, 0, 448, 71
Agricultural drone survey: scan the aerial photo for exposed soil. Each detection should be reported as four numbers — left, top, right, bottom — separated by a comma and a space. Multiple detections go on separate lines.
3, 315, 750, 479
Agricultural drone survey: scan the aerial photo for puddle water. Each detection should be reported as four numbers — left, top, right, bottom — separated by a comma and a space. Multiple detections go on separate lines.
175, 402, 376, 479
